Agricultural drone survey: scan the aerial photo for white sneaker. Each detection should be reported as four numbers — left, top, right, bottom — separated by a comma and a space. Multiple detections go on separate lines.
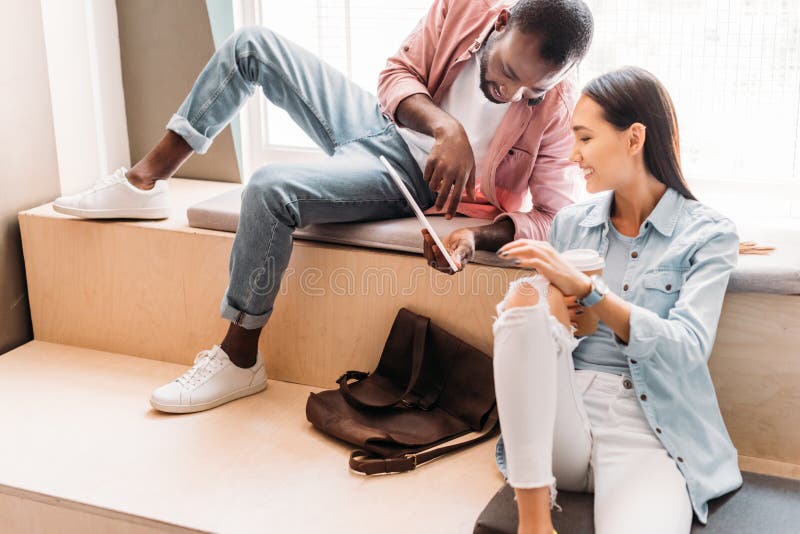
150, 345, 267, 414
53, 167, 170, 219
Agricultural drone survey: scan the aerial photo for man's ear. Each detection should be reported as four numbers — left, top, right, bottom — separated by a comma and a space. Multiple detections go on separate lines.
628, 123, 647, 155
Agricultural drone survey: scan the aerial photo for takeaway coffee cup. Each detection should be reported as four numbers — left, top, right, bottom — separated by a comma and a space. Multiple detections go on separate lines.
562, 249, 605, 337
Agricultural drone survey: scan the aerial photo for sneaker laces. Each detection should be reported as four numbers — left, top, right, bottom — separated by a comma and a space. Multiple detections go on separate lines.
176, 348, 226, 389
89, 167, 128, 192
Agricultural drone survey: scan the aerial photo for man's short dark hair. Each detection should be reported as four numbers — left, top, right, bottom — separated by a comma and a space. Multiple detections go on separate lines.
508, 0, 594, 66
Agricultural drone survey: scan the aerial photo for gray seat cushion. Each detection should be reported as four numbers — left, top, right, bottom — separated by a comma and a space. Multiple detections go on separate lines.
187, 188, 800, 294
474, 472, 800, 534
187, 187, 514, 268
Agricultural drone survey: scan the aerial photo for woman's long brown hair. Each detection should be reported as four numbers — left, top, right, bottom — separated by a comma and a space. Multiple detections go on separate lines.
582, 66, 696, 200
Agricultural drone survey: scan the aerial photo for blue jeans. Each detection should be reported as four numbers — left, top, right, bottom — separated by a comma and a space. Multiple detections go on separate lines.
166, 26, 434, 329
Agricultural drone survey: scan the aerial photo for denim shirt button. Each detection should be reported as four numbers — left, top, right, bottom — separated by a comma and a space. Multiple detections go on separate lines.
640, 393, 648, 401
631, 251, 639, 259
656, 427, 662, 434
630, 358, 637, 364
623, 284, 629, 291
677, 457, 685, 463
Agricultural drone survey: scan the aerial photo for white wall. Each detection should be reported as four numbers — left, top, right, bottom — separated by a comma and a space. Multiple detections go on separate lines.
0, 0, 61, 354
40, 0, 130, 195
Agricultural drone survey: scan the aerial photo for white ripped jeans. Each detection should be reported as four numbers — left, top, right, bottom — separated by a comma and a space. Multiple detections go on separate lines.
492, 275, 693, 534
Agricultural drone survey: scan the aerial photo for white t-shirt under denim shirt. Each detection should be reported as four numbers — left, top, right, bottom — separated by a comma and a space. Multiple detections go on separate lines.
571, 222, 635, 376
396, 53, 512, 177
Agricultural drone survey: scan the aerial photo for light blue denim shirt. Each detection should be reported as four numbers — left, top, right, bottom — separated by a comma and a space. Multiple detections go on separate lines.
496, 187, 742, 524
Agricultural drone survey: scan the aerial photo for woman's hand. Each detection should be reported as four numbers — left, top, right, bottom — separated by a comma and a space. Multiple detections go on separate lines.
497, 239, 592, 297
564, 295, 584, 330
422, 227, 475, 274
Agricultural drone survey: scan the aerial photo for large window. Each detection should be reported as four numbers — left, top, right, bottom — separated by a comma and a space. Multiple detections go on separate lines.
579, 0, 800, 217
235, 0, 800, 218
234, 0, 431, 173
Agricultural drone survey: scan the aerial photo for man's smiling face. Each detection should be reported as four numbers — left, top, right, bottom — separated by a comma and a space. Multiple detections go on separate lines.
478, 9, 574, 105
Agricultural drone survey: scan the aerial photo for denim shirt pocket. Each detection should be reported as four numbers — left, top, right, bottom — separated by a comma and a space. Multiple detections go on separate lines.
640, 269, 686, 316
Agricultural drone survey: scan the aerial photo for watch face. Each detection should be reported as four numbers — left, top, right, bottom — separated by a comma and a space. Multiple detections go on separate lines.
594, 275, 610, 295
579, 275, 609, 307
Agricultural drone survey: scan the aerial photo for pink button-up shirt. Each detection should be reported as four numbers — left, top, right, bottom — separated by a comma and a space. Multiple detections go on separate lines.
377, 0, 579, 240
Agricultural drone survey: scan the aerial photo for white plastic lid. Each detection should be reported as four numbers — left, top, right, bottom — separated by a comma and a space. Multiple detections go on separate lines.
562, 249, 605, 271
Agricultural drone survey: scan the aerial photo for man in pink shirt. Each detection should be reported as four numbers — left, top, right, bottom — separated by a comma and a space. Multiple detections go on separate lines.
381, 0, 592, 272
53, 0, 593, 414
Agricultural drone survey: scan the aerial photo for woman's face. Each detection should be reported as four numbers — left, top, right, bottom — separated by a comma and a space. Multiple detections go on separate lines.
569, 95, 637, 194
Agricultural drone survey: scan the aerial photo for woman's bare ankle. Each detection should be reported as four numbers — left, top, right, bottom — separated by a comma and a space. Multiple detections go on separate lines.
517, 520, 554, 534
515, 487, 554, 534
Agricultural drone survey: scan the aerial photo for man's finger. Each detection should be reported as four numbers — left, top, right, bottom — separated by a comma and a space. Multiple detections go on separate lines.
432, 243, 459, 273
428, 167, 444, 192
434, 177, 455, 210
445, 171, 468, 219
421, 230, 435, 263
466, 167, 476, 201
453, 243, 473, 264
423, 159, 436, 184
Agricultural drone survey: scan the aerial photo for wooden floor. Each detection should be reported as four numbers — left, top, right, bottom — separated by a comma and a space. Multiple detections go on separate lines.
0, 341, 504, 534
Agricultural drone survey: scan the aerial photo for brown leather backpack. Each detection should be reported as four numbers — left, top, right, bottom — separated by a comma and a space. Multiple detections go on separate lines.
306, 307, 499, 474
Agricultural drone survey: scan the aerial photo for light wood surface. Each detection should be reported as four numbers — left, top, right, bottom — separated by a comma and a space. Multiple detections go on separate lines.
19, 178, 528, 386
738, 456, 800, 481
709, 293, 800, 467
0, 486, 202, 534
0, 341, 505, 534
18, 178, 800, 472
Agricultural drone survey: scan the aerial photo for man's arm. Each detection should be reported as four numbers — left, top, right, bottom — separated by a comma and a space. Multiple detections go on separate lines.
377, 0, 476, 217
376, 0, 448, 122
492, 91, 578, 240
395, 93, 457, 135
473, 219, 515, 252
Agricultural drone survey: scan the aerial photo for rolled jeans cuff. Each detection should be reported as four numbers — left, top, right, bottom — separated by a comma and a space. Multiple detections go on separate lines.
220, 298, 271, 330
166, 113, 213, 154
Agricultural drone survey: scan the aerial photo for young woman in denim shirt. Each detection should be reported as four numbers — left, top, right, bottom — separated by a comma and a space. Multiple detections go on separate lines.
492, 67, 741, 534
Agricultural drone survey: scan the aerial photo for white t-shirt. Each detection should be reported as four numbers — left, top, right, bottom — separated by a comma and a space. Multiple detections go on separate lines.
396, 53, 512, 175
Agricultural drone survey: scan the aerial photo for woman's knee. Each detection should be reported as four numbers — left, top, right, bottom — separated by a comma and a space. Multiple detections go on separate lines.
503, 279, 543, 310
500, 278, 571, 331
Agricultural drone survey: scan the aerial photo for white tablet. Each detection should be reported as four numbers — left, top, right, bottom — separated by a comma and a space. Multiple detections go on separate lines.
379, 155, 460, 273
